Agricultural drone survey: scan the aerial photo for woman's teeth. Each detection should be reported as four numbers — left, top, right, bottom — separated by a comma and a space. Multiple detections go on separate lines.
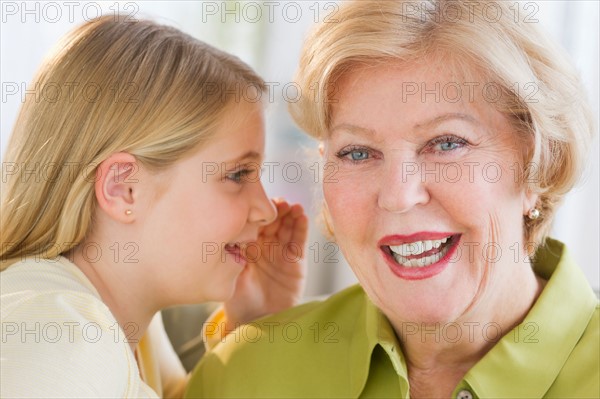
389, 237, 449, 256
389, 236, 452, 268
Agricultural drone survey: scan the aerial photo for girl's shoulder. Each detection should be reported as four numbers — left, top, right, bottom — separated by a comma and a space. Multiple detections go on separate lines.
1, 256, 107, 320
2, 255, 116, 324
0, 257, 155, 398
2, 255, 99, 295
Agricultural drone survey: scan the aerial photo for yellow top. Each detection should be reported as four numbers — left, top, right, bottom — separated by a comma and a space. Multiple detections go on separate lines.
1, 255, 187, 398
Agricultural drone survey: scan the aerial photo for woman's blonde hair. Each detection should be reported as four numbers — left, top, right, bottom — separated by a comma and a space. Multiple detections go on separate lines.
1, 15, 265, 270
290, 0, 595, 249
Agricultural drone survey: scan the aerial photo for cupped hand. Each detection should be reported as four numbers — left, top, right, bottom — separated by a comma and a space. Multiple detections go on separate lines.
223, 198, 308, 330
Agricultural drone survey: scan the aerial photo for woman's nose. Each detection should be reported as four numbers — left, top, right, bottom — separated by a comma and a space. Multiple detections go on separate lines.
377, 160, 431, 214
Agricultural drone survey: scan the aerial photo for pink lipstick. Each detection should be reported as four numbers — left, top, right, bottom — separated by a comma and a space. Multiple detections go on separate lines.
378, 233, 461, 280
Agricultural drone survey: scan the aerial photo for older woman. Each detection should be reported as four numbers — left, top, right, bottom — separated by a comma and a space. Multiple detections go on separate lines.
185, 1, 599, 398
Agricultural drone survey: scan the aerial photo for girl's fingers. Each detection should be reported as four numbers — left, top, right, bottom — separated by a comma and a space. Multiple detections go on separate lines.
261, 218, 281, 237
289, 204, 305, 218
260, 201, 308, 260
286, 204, 308, 244
291, 214, 309, 243
262, 200, 293, 237
277, 213, 295, 244
261, 202, 287, 236
288, 216, 308, 258
276, 201, 292, 218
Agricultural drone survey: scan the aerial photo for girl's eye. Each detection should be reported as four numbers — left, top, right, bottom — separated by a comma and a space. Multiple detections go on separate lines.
427, 135, 468, 154
226, 169, 252, 184
336, 146, 373, 163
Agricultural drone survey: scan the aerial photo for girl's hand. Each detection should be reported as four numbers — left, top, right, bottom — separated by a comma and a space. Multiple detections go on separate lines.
223, 199, 308, 330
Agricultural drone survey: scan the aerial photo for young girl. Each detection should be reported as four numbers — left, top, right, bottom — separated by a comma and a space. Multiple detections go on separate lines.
0, 15, 307, 398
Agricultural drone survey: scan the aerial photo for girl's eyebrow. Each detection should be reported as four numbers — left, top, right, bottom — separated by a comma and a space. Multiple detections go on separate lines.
226, 151, 263, 164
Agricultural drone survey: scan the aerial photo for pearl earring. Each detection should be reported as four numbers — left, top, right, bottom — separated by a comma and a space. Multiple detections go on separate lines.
125, 210, 132, 216
528, 208, 540, 220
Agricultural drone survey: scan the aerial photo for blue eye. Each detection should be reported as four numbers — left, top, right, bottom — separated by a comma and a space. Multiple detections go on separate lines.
439, 141, 460, 151
336, 146, 372, 163
350, 150, 369, 161
429, 135, 468, 154
226, 169, 251, 184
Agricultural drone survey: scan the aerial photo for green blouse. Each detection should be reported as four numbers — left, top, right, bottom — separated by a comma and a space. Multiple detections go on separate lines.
185, 239, 599, 398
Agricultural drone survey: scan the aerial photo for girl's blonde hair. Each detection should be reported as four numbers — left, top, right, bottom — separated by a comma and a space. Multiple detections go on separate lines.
1, 15, 265, 270
290, 0, 595, 249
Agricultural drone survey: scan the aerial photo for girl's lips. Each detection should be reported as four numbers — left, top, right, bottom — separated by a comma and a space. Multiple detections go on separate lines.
380, 234, 462, 280
225, 245, 247, 265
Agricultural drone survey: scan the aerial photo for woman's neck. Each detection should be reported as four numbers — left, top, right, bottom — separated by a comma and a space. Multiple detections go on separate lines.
391, 264, 547, 398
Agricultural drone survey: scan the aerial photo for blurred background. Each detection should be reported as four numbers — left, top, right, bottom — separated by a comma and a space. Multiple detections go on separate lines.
2, 0, 598, 370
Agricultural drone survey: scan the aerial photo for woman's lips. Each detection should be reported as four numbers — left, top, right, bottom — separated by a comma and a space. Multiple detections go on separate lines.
379, 233, 462, 280
378, 232, 458, 246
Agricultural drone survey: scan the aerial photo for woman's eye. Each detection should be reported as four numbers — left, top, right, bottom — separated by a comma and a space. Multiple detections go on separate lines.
439, 141, 460, 151
349, 150, 369, 160
428, 135, 468, 154
336, 146, 373, 163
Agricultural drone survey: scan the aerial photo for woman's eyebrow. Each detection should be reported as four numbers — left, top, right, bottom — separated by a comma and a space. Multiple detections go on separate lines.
329, 123, 376, 138
413, 113, 481, 130
329, 113, 480, 140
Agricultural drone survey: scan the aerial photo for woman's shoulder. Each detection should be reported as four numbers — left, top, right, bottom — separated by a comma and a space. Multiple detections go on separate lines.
264, 283, 368, 322
185, 285, 370, 398
227, 283, 369, 336
204, 283, 368, 352
546, 304, 599, 397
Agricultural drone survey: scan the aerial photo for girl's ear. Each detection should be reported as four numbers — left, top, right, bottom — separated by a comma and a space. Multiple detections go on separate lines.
318, 142, 325, 156
94, 152, 138, 223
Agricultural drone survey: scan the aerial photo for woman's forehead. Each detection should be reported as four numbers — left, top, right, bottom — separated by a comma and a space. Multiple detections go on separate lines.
325, 60, 513, 142
333, 55, 486, 94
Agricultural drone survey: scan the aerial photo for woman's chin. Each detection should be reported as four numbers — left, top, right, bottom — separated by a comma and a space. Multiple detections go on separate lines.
380, 296, 470, 327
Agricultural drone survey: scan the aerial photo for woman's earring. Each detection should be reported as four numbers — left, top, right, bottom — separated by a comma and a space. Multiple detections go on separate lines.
527, 208, 540, 220
125, 209, 132, 216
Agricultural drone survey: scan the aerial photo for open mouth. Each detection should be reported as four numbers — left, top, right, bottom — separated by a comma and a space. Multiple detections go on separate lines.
382, 234, 460, 268
224, 243, 247, 263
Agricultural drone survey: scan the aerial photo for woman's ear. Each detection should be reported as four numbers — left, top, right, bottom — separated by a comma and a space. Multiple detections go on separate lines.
522, 186, 540, 216
318, 142, 325, 157
321, 199, 335, 241
94, 152, 139, 223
